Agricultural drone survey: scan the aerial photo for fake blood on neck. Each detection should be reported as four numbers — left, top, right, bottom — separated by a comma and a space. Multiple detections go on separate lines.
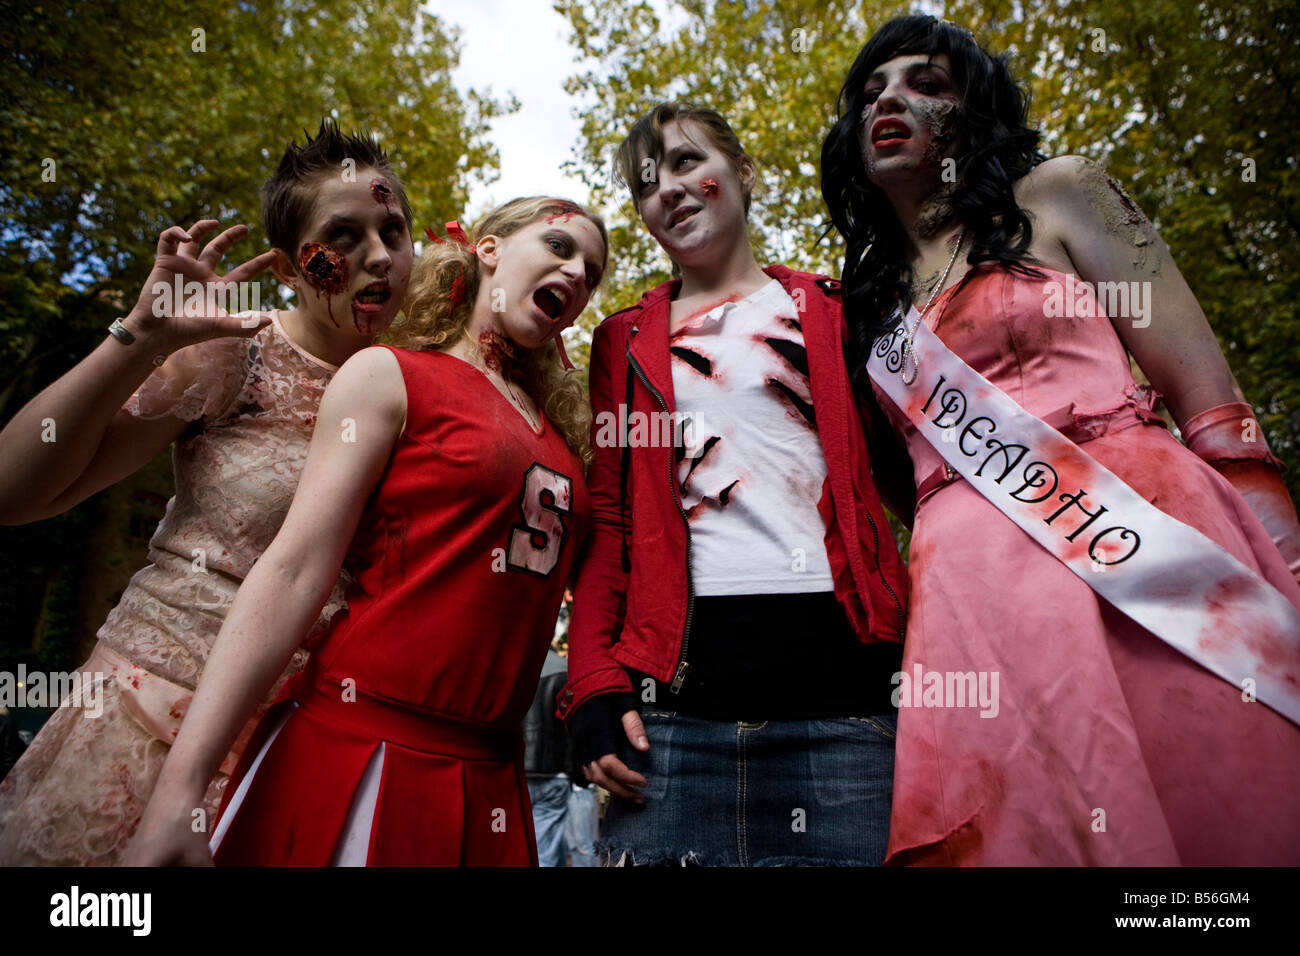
478, 329, 525, 380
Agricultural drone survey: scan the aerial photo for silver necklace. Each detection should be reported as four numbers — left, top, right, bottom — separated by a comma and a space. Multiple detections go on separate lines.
901, 229, 965, 386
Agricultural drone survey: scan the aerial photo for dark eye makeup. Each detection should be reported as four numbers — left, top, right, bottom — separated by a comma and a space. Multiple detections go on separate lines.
862, 63, 952, 104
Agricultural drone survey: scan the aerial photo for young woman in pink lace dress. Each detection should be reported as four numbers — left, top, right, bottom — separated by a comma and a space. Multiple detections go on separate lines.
821, 16, 1300, 864
0, 121, 414, 865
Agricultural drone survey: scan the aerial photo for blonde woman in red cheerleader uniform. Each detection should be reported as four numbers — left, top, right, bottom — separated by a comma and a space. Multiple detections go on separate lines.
126, 197, 606, 865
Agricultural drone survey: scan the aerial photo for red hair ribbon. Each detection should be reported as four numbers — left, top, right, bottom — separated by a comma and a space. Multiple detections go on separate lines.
425, 221, 475, 248
555, 334, 575, 371
424, 221, 476, 307
444, 221, 472, 247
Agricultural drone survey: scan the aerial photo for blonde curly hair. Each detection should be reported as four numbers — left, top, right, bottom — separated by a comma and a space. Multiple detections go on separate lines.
387, 197, 608, 467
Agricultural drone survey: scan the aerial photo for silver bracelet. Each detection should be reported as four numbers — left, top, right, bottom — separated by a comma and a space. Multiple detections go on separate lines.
107, 318, 136, 345
109, 318, 167, 366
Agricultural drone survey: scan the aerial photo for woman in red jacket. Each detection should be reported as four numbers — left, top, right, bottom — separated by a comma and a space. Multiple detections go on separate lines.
564, 103, 911, 865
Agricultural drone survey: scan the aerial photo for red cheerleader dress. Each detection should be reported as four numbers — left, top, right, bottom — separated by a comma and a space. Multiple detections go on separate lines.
209, 347, 591, 865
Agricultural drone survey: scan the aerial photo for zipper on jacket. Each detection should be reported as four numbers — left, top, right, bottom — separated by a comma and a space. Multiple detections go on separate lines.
626, 337, 694, 693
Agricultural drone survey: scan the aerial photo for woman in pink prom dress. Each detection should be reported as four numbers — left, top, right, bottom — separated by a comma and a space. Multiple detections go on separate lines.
820, 15, 1300, 864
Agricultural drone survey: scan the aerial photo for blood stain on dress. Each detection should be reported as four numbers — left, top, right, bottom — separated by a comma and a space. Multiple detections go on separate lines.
1199, 577, 1299, 685
673, 294, 742, 332
767, 377, 816, 429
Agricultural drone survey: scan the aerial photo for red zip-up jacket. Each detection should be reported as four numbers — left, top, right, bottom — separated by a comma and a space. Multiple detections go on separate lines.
557, 266, 910, 722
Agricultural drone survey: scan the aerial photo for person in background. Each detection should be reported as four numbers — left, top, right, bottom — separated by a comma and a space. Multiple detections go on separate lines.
525, 643, 585, 866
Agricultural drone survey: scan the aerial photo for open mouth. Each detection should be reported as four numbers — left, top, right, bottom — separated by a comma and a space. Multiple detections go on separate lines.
354, 282, 391, 306
872, 120, 911, 145
533, 287, 567, 320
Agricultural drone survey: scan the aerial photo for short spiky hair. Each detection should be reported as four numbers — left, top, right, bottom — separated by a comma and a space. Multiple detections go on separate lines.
261, 118, 414, 253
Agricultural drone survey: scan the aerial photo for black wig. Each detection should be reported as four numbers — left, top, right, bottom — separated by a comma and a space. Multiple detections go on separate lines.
821, 15, 1047, 367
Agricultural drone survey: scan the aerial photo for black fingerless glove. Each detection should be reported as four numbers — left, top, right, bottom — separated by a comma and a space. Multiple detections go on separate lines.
569, 690, 640, 768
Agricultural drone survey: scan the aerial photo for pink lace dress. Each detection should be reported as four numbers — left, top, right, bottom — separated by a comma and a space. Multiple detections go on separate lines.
0, 312, 348, 865
874, 265, 1300, 865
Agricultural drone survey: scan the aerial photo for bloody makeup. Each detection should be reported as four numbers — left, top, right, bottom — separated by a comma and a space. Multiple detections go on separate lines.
478, 329, 525, 380
298, 241, 350, 327
369, 177, 396, 210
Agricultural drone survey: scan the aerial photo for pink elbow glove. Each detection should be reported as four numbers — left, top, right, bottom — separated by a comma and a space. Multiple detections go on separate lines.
1183, 401, 1300, 583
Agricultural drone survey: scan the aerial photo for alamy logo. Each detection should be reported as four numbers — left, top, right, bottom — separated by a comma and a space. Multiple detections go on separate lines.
49, 886, 151, 936
593, 403, 706, 449
0, 666, 102, 718
1041, 274, 1151, 328
892, 665, 1000, 718
152, 276, 262, 321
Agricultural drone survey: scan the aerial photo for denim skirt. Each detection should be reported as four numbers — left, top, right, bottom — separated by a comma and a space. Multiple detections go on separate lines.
597, 710, 897, 866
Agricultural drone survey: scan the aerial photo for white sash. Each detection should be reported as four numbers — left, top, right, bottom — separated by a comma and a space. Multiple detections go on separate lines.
866, 307, 1300, 726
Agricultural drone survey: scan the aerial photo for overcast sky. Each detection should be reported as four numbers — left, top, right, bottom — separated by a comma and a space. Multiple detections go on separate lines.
442, 1, 599, 218
440, 1, 692, 219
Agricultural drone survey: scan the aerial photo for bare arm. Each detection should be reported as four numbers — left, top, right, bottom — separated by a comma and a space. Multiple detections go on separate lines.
0, 221, 275, 524
1019, 156, 1242, 426
1022, 157, 1300, 574
123, 346, 406, 865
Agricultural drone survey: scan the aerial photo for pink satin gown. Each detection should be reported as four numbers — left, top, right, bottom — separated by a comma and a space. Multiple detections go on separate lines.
872, 264, 1300, 865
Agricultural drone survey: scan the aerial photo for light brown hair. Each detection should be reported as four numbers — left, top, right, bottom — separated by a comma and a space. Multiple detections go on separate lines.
388, 197, 608, 466
614, 102, 758, 215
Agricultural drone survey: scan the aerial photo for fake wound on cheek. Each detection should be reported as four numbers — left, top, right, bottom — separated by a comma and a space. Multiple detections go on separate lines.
701, 178, 719, 196
298, 242, 350, 327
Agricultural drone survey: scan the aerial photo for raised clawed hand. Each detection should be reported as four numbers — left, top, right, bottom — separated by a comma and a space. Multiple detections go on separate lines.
124, 220, 278, 352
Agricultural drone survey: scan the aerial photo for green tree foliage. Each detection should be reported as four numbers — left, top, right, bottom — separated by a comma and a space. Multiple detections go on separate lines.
0, 0, 513, 413
557, 0, 1300, 499
0, 0, 512, 665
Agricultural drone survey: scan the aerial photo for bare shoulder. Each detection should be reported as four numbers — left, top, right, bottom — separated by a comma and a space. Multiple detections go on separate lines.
1014, 155, 1102, 211
325, 346, 407, 423
1018, 155, 1156, 226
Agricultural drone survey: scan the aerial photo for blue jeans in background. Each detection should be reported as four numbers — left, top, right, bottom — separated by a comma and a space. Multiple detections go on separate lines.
598, 711, 896, 866
564, 782, 601, 867
528, 775, 572, 867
